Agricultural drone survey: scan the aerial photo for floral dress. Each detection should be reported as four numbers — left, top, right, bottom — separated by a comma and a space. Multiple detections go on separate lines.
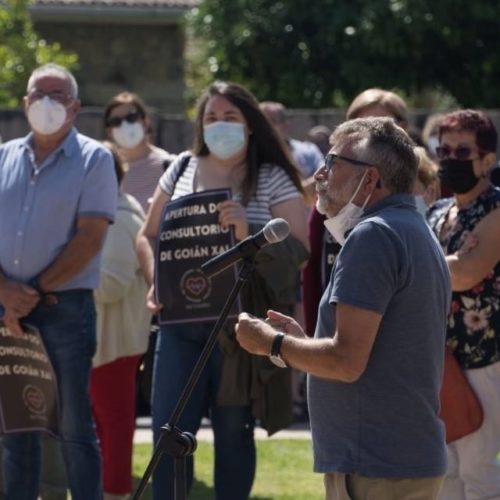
427, 185, 500, 369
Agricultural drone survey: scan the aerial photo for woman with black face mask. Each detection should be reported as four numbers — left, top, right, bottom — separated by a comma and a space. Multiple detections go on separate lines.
426, 109, 500, 500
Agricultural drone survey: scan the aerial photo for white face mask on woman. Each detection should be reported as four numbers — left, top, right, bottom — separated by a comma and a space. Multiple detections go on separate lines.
203, 121, 246, 159
27, 96, 68, 135
414, 194, 428, 217
323, 171, 371, 245
112, 122, 145, 149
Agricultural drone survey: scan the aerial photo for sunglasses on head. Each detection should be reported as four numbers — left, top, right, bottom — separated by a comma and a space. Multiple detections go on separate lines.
436, 145, 486, 161
106, 111, 142, 128
324, 153, 375, 173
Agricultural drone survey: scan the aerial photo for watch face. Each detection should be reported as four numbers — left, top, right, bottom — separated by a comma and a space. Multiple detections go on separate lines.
269, 355, 287, 368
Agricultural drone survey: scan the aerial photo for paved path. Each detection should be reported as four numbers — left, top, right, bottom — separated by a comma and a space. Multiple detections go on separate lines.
134, 417, 311, 444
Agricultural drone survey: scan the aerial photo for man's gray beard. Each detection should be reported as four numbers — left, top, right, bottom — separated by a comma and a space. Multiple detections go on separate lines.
316, 192, 329, 215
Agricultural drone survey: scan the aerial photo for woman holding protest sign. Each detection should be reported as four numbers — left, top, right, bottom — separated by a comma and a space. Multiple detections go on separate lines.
136, 81, 309, 500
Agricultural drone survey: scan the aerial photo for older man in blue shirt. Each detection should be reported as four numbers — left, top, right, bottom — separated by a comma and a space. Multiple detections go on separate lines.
0, 63, 117, 500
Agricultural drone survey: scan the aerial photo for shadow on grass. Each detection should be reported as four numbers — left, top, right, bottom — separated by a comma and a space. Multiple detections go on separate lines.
132, 476, 272, 500
132, 476, 222, 500
192, 478, 273, 499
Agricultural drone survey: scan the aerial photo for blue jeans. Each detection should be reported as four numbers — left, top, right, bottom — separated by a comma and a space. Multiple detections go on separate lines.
2, 290, 102, 500
151, 323, 256, 500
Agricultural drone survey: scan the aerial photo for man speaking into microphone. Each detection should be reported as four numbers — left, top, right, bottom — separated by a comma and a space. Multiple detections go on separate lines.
236, 117, 452, 500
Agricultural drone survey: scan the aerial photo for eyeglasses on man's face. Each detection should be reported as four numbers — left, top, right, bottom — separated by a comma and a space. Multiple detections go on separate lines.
106, 111, 143, 128
436, 144, 487, 161
323, 153, 375, 173
27, 90, 73, 105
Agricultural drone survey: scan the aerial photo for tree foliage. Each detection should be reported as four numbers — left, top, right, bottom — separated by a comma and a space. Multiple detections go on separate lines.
0, 0, 78, 107
188, 0, 500, 108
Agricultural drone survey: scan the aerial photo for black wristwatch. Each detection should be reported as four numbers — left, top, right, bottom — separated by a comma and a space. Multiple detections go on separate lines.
269, 333, 287, 368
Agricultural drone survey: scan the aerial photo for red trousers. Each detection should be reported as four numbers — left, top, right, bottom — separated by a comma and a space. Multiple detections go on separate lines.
90, 354, 142, 495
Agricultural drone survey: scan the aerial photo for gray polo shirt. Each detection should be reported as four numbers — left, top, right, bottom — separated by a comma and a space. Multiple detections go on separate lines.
309, 194, 451, 478
0, 128, 117, 290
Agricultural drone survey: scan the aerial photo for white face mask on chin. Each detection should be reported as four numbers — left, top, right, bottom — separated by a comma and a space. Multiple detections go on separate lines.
323, 171, 371, 245
27, 96, 68, 135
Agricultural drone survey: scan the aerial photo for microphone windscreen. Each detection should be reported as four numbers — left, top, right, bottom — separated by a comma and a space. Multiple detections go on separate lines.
263, 218, 290, 244
490, 166, 500, 187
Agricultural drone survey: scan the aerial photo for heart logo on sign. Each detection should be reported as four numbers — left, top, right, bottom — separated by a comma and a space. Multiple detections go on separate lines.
22, 385, 47, 415
27, 390, 43, 409
185, 277, 207, 296
180, 269, 212, 303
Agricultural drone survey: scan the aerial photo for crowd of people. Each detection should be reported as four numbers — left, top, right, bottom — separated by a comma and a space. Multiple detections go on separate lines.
0, 62, 498, 500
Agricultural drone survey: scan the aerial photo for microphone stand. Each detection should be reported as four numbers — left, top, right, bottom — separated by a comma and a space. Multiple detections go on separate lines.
133, 256, 256, 500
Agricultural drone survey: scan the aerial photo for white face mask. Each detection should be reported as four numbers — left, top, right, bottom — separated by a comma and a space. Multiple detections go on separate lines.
427, 135, 439, 156
203, 121, 246, 159
112, 122, 145, 149
323, 171, 371, 245
27, 96, 68, 135
414, 194, 428, 217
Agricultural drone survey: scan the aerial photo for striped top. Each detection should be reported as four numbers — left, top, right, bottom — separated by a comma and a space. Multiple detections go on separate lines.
158, 151, 302, 225
123, 145, 175, 212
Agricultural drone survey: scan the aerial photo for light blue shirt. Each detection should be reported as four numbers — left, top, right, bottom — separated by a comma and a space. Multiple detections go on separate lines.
0, 128, 117, 291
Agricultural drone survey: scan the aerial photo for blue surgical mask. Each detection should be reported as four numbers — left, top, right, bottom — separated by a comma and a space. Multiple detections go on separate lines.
203, 121, 246, 159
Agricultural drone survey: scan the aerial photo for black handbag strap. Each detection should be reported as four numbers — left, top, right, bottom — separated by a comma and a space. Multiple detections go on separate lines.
172, 153, 192, 189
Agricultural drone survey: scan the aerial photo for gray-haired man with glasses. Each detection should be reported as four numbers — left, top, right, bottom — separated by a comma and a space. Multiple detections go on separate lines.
0, 63, 117, 499
236, 117, 451, 500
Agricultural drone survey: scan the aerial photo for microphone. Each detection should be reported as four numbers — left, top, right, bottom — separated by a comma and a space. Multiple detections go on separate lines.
201, 218, 290, 278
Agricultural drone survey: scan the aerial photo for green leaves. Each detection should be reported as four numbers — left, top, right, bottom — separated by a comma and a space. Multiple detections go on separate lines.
187, 0, 500, 108
0, 0, 78, 107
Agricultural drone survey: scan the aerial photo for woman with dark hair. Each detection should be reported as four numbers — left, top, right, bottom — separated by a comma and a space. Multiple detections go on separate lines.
104, 92, 175, 212
136, 81, 309, 500
427, 109, 500, 500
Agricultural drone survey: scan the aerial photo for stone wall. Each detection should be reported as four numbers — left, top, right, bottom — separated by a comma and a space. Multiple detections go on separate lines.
2, 108, 500, 157
33, 21, 186, 113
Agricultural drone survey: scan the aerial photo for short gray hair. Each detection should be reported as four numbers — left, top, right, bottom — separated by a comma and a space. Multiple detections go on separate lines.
27, 63, 78, 99
331, 117, 418, 194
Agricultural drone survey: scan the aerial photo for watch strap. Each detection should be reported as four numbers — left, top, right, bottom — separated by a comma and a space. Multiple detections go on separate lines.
271, 332, 285, 357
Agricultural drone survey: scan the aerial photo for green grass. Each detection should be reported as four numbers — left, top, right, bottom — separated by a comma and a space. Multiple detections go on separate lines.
132, 440, 324, 499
